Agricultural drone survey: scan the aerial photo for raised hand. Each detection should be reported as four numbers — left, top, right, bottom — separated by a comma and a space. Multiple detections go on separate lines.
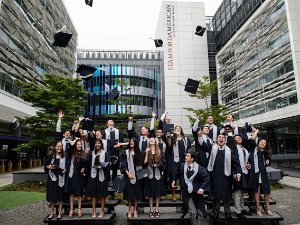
152, 112, 157, 118
58, 110, 64, 118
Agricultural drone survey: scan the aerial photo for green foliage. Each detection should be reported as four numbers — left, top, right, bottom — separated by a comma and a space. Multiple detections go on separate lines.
270, 181, 284, 191
0, 191, 45, 210
16, 73, 87, 157
182, 75, 226, 126
0, 181, 46, 193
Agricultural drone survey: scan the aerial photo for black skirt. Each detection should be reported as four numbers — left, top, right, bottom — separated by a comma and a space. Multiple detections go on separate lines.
46, 176, 64, 203
232, 173, 248, 191
86, 173, 109, 197
144, 177, 165, 198
64, 164, 85, 196
123, 180, 142, 201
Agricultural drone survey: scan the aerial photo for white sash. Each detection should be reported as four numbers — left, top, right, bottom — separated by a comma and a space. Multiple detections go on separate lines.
148, 163, 161, 180
91, 150, 106, 182
126, 149, 136, 184
105, 128, 119, 140
49, 156, 65, 187
207, 144, 232, 176
237, 145, 249, 174
184, 162, 199, 193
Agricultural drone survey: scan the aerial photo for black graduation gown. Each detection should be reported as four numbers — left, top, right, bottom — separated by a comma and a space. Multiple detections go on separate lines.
178, 163, 210, 217
44, 156, 65, 203
193, 130, 211, 169
64, 153, 87, 196
104, 128, 124, 157
167, 136, 191, 181
120, 152, 143, 201
86, 151, 110, 197
248, 144, 271, 194
144, 151, 166, 198
210, 148, 241, 202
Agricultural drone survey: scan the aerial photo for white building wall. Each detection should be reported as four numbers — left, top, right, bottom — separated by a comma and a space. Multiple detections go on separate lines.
155, 1, 209, 134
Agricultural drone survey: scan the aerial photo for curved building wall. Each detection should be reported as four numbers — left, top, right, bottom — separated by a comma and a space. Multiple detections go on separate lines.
77, 50, 164, 118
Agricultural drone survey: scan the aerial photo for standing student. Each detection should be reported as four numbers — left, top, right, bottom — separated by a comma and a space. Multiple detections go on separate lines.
103, 120, 124, 181
172, 150, 210, 220
167, 125, 191, 201
248, 138, 273, 216
155, 128, 168, 187
207, 134, 241, 222
44, 141, 66, 220
120, 138, 143, 218
232, 135, 252, 218
206, 115, 219, 143
86, 139, 110, 218
144, 137, 165, 218
64, 140, 87, 218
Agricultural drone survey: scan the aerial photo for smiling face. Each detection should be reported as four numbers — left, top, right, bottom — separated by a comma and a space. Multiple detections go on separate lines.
234, 135, 242, 145
130, 139, 135, 148
141, 127, 149, 136
258, 139, 267, 149
76, 141, 82, 150
207, 116, 214, 125
95, 140, 102, 150
55, 142, 63, 153
202, 126, 209, 135
156, 129, 163, 138
164, 115, 171, 124
64, 130, 70, 139
174, 126, 182, 134
149, 137, 156, 145
95, 130, 102, 139
217, 135, 226, 146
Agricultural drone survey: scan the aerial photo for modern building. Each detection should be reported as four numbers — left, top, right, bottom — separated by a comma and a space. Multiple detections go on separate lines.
155, 1, 210, 134
77, 49, 164, 121
0, 0, 77, 159
216, 0, 300, 156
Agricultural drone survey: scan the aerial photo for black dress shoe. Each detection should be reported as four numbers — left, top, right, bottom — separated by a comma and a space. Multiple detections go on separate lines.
236, 213, 247, 219
241, 209, 252, 216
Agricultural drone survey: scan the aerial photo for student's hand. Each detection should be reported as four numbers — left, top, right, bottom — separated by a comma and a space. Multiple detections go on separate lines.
166, 132, 171, 137
128, 117, 133, 122
198, 114, 203, 120
146, 148, 151, 153
246, 163, 251, 169
236, 175, 241, 181
62, 169, 66, 174
152, 112, 156, 118
79, 116, 85, 122
197, 189, 204, 195
58, 110, 64, 119
80, 168, 85, 173
47, 164, 55, 170
265, 160, 270, 166
171, 180, 176, 188
114, 143, 121, 148
128, 173, 134, 180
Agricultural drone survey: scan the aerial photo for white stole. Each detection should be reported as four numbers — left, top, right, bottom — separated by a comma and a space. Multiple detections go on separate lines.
49, 155, 65, 187
237, 145, 249, 174
207, 144, 232, 176
105, 128, 119, 140
184, 162, 199, 193
91, 150, 106, 182
126, 149, 136, 184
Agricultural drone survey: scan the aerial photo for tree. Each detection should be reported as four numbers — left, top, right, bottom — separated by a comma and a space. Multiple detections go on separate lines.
182, 75, 226, 126
16, 73, 87, 158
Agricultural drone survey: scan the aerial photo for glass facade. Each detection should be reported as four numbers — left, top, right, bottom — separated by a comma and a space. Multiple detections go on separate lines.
0, 0, 77, 97
77, 50, 164, 119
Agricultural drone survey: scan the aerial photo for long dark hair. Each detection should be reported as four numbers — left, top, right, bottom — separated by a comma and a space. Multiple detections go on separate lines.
74, 139, 87, 162
129, 137, 142, 166
94, 139, 104, 154
173, 125, 185, 145
51, 141, 65, 158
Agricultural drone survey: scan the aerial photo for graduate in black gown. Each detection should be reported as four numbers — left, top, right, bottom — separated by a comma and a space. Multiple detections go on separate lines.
167, 125, 191, 201
64, 139, 87, 218
172, 149, 210, 220
248, 138, 273, 216
232, 134, 252, 218
207, 134, 241, 221
44, 141, 66, 220
144, 137, 166, 218
86, 139, 110, 218
120, 138, 143, 218
155, 128, 168, 187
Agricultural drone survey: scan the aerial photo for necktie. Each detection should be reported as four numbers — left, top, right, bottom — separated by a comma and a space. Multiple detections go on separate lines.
188, 165, 191, 171
110, 128, 115, 139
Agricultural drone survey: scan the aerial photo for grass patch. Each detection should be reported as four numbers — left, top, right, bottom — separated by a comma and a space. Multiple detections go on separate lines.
0, 191, 45, 210
270, 181, 284, 191
0, 181, 46, 192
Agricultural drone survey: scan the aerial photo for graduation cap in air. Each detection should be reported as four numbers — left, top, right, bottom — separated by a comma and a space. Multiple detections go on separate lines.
82, 118, 94, 131
85, 0, 93, 7
53, 25, 72, 47
76, 65, 97, 81
154, 39, 163, 47
184, 78, 200, 94
195, 26, 206, 36
105, 85, 119, 100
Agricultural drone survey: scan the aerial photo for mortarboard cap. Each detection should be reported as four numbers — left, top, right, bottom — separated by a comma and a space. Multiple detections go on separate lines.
184, 78, 199, 94
53, 31, 72, 47
85, 0, 93, 7
76, 65, 96, 81
195, 26, 206, 36
112, 176, 126, 193
108, 87, 119, 100
154, 39, 163, 47
163, 123, 174, 133
136, 168, 151, 180
82, 119, 94, 131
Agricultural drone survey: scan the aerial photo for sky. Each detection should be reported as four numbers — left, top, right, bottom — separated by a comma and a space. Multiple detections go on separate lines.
63, 0, 223, 50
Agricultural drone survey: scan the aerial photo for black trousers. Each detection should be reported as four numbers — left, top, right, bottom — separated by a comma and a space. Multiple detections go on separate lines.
213, 199, 230, 214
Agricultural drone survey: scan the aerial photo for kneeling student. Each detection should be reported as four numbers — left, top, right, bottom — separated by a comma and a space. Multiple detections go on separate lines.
172, 149, 210, 219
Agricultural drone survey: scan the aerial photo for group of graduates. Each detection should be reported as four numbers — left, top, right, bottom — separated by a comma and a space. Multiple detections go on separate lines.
44, 110, 273, 222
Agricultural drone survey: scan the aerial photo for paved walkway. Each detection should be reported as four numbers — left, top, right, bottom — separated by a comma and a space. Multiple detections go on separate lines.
0, 167, 44, 187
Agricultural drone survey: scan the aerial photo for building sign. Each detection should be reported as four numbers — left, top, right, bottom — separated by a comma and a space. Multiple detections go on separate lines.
166, 4, 175, 71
